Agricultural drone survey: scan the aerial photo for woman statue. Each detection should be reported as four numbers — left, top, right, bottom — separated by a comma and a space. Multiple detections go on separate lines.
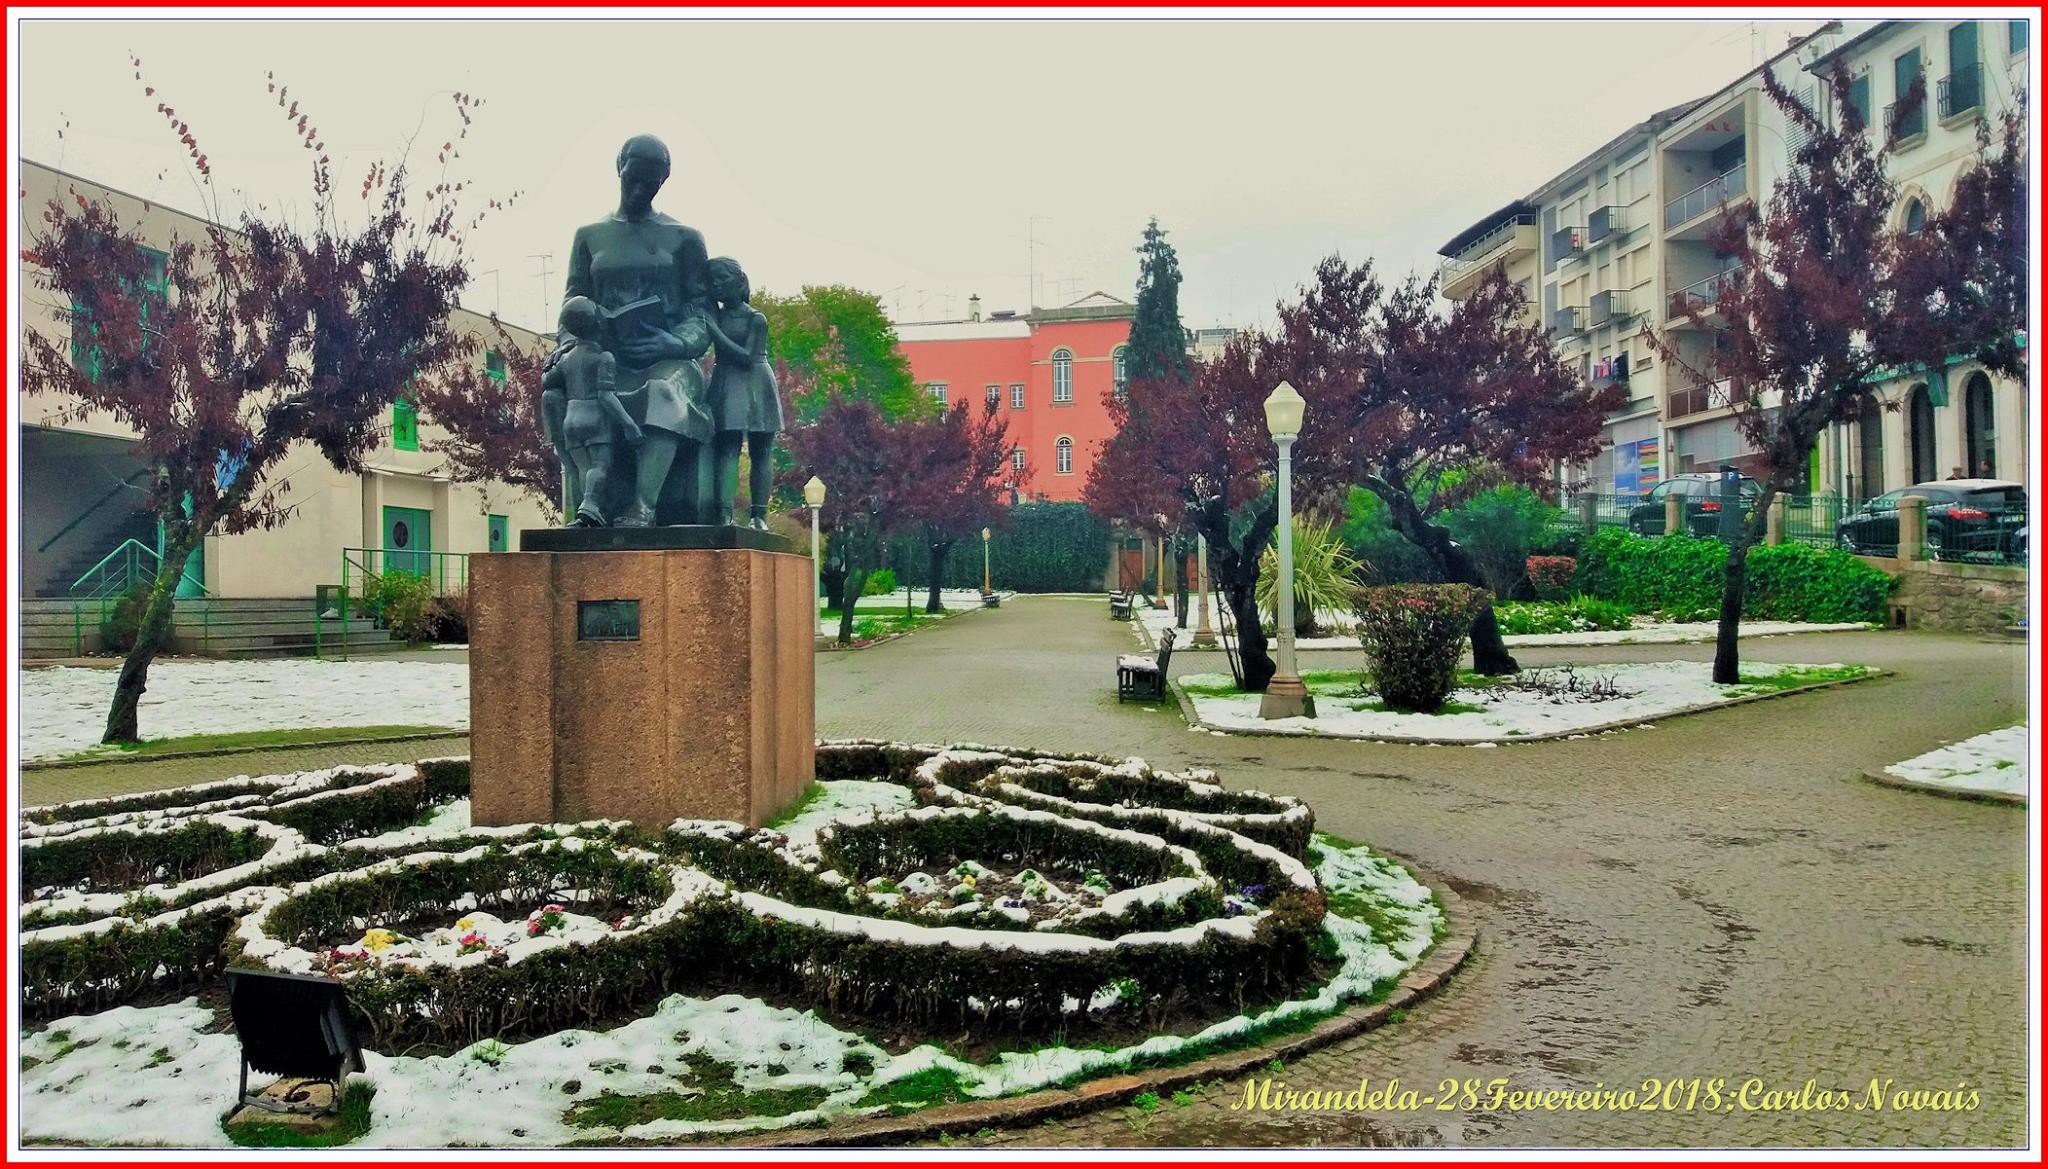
560, 134, 714, 526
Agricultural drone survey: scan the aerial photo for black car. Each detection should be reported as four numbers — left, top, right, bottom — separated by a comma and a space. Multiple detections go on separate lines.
1628, 473, 1763, 537
1835, 479, 2027, 561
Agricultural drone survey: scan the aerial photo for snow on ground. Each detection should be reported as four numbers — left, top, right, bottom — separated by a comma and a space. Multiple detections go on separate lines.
1180, 661, 1868, 743
1135, 603, 1868, 652
20, 659, 469, 761
816, 589, 1012, 639
1882, 725, 2028, 800
18, 831, 1439, 1147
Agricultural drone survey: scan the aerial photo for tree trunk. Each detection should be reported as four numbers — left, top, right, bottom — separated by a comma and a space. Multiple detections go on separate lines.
925, 539, 953, 613
1374, 487, 1519, 675
1188, 490, 1279, 692
1222, 578, 1275, 692
1712, 489, 1774, 684
838, 569, 869, 645
102, 538, 197, 745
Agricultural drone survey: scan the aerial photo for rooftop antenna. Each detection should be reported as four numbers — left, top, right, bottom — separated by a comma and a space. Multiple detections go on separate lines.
1027, 215, 1051, 310
529, 253, 555, 331
474, 269, 502, 316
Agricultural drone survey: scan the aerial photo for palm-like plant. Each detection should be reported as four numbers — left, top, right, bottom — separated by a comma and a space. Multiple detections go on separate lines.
1257, 514, 1368, 637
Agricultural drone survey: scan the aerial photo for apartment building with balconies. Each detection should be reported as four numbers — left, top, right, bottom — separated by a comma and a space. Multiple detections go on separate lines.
1804, 19, 2032, 501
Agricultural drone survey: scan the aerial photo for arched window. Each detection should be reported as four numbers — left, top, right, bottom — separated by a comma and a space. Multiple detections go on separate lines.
1857, 395, 1885, 500
1902, 197, 1927, 235
1908, 383, 1937, 483
1112, 346, 1129, 399
1965, 372, 1996, 478
1055, 436, 1074, 474
1051, 350, 1073, 403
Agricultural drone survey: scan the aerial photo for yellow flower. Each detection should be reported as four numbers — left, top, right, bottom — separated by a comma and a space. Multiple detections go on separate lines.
456, 917, 476, 931
960, 874, 977, 888
359, 928, 398, 953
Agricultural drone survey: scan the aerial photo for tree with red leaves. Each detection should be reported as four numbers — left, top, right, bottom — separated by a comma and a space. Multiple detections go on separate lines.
20, 65, 508, 744
780, 391, 904, 644
893, 401, 1014, 613
1286, 260, 1616, 675
1651, 69, 2027, 683
412, 321, 563, 522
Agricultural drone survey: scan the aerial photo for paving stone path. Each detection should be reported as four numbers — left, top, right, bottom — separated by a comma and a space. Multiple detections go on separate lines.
23, 598, 2026, 1148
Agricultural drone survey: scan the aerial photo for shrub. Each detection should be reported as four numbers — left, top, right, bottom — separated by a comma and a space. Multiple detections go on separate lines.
1440, 486, 1559, 599
1339, 487, 1441, 585
428, 593, 469, 643
99, 581, 150, 654
862, 567, 898, 596
370, 569, 437, 643
1353, 584, 1491, 712
1574, 528, 1894, 624
1492, 597, 1634, 636
1257, 515, 1366, 636
1525, 555, 1577, 601
1528, 523, 1585, 561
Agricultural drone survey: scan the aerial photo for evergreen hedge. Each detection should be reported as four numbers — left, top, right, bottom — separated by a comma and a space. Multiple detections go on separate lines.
887, 502, 1110, 592
1573, 529, 1894, 623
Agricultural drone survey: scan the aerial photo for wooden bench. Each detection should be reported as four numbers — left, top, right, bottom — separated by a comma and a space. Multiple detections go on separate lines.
1117, 627, 1175, 703
1108, 591, 1134, 621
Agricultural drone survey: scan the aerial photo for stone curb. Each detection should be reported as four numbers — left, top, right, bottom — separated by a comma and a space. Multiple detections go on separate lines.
20, 731, 470, 772
1170, 669, 1891, 746
1860, 768, 2027, 806
718, 858, 1476, 1149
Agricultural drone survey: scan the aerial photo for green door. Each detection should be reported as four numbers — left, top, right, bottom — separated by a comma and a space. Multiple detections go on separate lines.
488, 514, 510, 553
383, 506, 432, 579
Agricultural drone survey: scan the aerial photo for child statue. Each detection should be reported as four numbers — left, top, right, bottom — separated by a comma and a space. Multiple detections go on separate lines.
703, 257, 783, 529
544, 295, 643, 527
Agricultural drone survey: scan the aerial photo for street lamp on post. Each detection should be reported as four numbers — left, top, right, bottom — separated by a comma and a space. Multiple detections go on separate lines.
1259, 381, 1315, 720
981, 527, 993, 595
803, 476, 827, 623
1153, 514, 1169, 611
1193, 532, 1216, 646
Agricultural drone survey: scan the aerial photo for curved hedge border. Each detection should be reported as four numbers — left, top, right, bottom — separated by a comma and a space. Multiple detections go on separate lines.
22, 815, 304, 919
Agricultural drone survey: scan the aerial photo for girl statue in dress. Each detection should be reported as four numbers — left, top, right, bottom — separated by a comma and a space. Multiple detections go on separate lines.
702, 257, 783, 529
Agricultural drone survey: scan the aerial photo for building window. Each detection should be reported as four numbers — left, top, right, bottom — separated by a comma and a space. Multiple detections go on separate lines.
485, 349, 507, 382
393, 395, 419, 452
1010, 383, 1025, 410
1857, 396, 1885, 501
1055, 436, 1073, 474
1965, 373, 1996, 478
1845, 72, 1871, 130
1051, 349, 1073, 403
1112, 346, 1129, 399
985, 383, 1000, 408
1908, 383, 1937, 483
927, 382, 948, 404
1891, 47, 1925, 141
1011, 447, 1026, 473
1903, 197, 1927, 234
2011, 20, 2027, 55
69, 245, 167, 382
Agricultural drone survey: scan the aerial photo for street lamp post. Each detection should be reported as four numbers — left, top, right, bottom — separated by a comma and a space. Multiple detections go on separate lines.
980, 526, 993, 595
1153, 514, 1169, 611
1193, 532, 1216, 646
1259, 381, 1315, 720
803, 476, 827, 626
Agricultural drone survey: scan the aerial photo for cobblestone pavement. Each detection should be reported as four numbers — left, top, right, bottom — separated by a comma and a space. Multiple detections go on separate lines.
21, 598, 2028, 1148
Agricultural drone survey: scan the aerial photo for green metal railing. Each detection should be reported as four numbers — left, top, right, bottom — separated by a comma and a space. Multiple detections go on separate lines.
68, 537, 161, 601
316, 547, 470, 658
1781, 495, 1848, 548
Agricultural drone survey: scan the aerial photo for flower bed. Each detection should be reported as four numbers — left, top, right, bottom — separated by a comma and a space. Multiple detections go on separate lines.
19, 742, 1452, 1146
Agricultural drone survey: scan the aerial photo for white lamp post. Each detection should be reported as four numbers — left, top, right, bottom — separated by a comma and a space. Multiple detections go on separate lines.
1153, 516, 1169, 611
803, 476, 827, 624
1259, 381, 1315, 720
980, 526, 993, 596
1193, 532, 1216, 646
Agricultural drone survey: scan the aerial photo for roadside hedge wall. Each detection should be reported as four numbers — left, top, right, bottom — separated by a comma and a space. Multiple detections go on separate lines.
1574, 529, 1895, 623
888, 502, 1111, 593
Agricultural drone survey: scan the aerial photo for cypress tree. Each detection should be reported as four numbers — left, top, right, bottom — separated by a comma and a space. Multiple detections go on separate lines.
1126, 217, 1192, 384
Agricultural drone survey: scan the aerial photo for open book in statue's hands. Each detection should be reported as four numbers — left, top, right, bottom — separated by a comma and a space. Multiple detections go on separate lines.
601, 295, 668, 345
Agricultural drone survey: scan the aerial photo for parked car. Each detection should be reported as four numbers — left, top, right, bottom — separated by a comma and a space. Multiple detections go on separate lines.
1835, 479, 2027, 561
1628, 473, 1763, 537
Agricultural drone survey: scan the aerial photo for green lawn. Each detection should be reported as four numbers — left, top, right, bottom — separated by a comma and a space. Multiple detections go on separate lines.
60, 724, 456, 763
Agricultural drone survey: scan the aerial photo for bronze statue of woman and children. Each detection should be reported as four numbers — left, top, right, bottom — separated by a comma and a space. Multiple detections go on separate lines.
541, 134, 782, 529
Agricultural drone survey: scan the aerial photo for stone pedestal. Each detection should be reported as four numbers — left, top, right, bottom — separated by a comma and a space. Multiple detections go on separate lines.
469, 530, 814, 829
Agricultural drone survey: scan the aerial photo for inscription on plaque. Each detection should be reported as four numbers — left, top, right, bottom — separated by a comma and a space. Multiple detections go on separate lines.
577, 600, 640, 641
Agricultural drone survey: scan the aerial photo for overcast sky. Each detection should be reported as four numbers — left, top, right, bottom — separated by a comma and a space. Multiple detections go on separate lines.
18, 15, 1822, 335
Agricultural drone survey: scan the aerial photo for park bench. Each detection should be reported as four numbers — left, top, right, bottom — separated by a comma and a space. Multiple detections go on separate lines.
1109, 591, 1134, 620
1117, 627, 1175, 703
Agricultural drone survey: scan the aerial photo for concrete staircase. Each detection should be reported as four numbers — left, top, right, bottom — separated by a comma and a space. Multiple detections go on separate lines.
34, 511, 161, 598
21, 597, 410, 661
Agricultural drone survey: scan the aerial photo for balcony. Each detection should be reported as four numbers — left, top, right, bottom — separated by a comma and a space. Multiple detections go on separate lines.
1664, 162, 1748, 234
1667, 377, 1741, 419
1552, 225, 1587, 266
1437, 214, 1538, 300
1588, 289, 1631, 327
1884, 98, 1927, 147
1551, 305, 1587, 336
1666, 270, 1737, 320
1938, 63, 1983, 120
1586, 205, 1624, 247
